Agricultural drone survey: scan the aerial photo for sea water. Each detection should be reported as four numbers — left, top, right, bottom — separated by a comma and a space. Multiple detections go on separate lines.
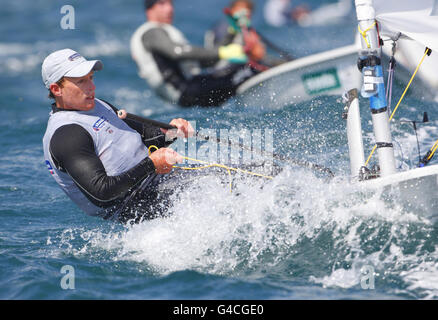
1, 0, 438, 300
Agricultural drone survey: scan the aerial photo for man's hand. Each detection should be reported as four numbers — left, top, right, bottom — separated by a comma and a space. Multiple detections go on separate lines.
161, 118, 195, 141
149, 147, 183, 174
117, 109, 128, 119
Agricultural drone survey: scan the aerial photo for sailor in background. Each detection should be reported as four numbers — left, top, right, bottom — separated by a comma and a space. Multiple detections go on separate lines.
263, 0, 298, 27
205, 0, 290, 69
42, 48, 193, 224
264, 0, 352, 28
131, 0, 256, 107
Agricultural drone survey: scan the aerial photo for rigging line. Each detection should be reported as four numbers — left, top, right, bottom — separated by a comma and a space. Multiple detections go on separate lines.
147, 145, 274, 193
364, 145, 377, 167
429, 140, 438, 159
386, 41, 396, 116
196, 131, 334, 178
419, 138, 438, 167
389, 48, 431, 122
426, 139, 438, 161
358, 21, 377, 48
177, 156, 274, 180
119, 111, 335, 178
364, 47, 431, 167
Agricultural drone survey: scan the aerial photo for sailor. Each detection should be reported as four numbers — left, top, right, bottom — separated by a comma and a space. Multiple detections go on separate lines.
205, 1, 265, 63
205, 0, 290, 69
263, 0, 296, 27
131, 0, 256, 107
42, 48, 194, 223
264, 0, 352, 28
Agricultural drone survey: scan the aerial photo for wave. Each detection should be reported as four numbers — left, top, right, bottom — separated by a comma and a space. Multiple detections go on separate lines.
52, 164, 438, 299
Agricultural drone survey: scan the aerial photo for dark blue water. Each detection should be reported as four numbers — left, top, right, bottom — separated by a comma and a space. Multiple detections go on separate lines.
1, 0, 438, 300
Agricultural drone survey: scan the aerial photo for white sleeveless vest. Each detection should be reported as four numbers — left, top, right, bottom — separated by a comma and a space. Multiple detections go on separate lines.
42, 99, 151, 217
130, 22, 200, 102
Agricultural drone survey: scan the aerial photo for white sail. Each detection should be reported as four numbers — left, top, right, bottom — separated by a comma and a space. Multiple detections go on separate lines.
374, 0, 438, 51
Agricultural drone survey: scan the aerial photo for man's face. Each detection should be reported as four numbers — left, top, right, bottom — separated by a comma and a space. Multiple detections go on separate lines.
54, 71, 96, 111
148, 0, 174, 24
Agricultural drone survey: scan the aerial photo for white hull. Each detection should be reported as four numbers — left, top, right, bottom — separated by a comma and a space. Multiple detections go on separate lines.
354, 164, 438, 222
236, 44, 362, 109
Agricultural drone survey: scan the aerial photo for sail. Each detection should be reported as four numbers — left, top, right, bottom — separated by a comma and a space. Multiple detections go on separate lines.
373, 0, 438, 52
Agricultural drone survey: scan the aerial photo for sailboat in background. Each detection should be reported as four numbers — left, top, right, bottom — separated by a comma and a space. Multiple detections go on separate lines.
236, 1, 438, 109
236, 43, 362, 109
343, 0, 438, 221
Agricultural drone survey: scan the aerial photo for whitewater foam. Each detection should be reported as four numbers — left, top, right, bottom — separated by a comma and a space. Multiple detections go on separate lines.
54, 164, 437, 298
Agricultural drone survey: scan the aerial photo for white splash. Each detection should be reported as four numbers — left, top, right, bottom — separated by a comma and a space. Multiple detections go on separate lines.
57, 165, 437, 298
400, 260, 438, 300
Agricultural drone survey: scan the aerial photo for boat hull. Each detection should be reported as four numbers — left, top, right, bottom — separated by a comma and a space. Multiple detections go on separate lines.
236, 44, 362, 109
355, 164, 438, 222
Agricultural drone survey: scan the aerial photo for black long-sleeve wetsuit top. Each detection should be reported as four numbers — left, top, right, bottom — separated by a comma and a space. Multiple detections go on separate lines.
141, 27, 220, 90
49, 101, 171, 209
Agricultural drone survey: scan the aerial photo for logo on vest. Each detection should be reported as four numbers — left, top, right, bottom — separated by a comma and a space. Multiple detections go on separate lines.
92, 116, 108, 132
45, 160, 55, 175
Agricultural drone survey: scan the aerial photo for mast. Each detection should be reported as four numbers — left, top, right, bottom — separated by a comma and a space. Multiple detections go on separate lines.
355, 0, 396, 177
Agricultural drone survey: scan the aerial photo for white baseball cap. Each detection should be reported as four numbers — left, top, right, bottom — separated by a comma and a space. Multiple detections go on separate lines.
41, 48, 103, 89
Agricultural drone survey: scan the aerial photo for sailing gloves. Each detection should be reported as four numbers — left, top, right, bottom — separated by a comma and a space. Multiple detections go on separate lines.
218, 44, 248, 64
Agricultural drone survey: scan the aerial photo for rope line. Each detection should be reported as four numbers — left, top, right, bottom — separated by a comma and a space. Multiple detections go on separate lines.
364, 48, 431, 167
147, 145, 274, 193
358, 21, 377, 48
389, 48, 431, 122
426, 140, 438, 161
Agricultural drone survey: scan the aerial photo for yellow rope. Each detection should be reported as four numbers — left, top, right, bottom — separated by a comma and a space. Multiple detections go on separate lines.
147, 145, 273, 193
364, 145, 377, 167
358, 21, 377, 48
389, 48, 431, 122
426, 139, 438, 161
364, 48, 431, 167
